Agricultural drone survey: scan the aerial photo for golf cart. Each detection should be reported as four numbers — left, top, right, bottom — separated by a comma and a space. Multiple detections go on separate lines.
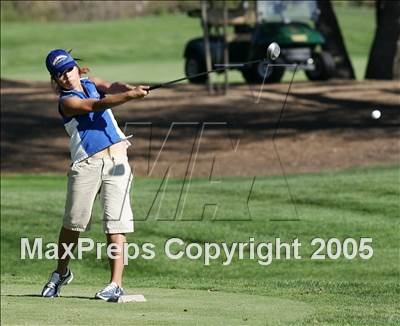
184, 0, 335, 83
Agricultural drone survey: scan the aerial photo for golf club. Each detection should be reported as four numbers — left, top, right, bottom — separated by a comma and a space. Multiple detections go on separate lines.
149, 42, 280, 91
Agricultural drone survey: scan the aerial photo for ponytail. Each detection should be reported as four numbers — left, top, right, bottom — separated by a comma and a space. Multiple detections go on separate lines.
78, 66, 90, 75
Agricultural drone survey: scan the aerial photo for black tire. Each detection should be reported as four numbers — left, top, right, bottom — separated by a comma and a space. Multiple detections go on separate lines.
184, 53, 207, 84
305, 51, 336, 81
241, 60, 285, 84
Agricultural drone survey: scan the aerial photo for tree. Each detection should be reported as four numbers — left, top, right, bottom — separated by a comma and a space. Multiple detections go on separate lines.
365, 0, 400, 80
316, 0, 355, 79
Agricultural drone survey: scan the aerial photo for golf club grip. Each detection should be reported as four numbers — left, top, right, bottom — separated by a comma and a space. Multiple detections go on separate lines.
149, 84, 162, 91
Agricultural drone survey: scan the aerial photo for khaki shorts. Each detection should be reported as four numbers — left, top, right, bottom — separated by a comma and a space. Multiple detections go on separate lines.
64, 155, 134, 234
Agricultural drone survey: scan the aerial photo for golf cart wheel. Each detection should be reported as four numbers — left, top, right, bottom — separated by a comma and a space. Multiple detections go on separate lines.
184, 54, 207, 84
242, 60, 285, 84
305, 51, 336, 81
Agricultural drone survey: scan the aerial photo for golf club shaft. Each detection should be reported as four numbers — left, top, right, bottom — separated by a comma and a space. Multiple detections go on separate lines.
149, 58, 263, 91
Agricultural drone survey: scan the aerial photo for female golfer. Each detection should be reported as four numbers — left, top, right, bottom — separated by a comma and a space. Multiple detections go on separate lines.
41, 49, 149, 302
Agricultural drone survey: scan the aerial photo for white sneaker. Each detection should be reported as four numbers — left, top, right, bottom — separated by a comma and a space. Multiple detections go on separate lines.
95, 282, 124, 302
41, 268, 73, 297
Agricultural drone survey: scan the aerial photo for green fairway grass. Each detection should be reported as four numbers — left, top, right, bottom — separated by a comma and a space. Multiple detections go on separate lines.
1, 166, 399, 325
1, 285, 312, 326
1, 5, 374, 82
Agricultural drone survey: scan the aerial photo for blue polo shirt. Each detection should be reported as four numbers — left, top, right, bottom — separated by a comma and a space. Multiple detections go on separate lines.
59, 78, 130, 163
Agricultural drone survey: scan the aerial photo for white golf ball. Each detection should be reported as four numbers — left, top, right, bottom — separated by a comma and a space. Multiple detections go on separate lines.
371, 110, 381, 119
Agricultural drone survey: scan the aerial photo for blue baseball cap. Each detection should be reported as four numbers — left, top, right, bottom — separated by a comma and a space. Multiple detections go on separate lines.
45, 49, 77, 77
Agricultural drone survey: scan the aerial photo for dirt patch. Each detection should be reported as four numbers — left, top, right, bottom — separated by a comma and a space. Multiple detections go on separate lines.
1, 78, 399, 177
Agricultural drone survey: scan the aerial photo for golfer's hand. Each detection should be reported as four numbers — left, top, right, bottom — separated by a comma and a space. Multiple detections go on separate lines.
108, 82, 133, 93
127, 85, 150, 99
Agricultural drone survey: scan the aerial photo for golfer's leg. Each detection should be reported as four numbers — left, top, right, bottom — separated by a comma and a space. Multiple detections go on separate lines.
106, 233, 126, 286
64, 162, 101, 232
60, 159, 102, 273
100, 156, 134, 286
100, 157, 134, 235
56, 227, 80, 275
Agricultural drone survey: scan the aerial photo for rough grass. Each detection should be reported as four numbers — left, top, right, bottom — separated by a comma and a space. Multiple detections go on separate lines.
1, 166, 399, 325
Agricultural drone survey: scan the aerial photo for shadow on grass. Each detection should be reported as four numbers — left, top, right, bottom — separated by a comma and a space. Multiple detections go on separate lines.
2, 79, 399, 172
2, 294, 95, 300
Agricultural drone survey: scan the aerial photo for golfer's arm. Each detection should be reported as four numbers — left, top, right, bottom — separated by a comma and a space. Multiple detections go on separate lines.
61, 93, 133, 116
91, 77, 132, 94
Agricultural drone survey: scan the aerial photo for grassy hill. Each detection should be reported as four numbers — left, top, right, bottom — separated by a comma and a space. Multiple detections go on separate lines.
1, 5, 374, 82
